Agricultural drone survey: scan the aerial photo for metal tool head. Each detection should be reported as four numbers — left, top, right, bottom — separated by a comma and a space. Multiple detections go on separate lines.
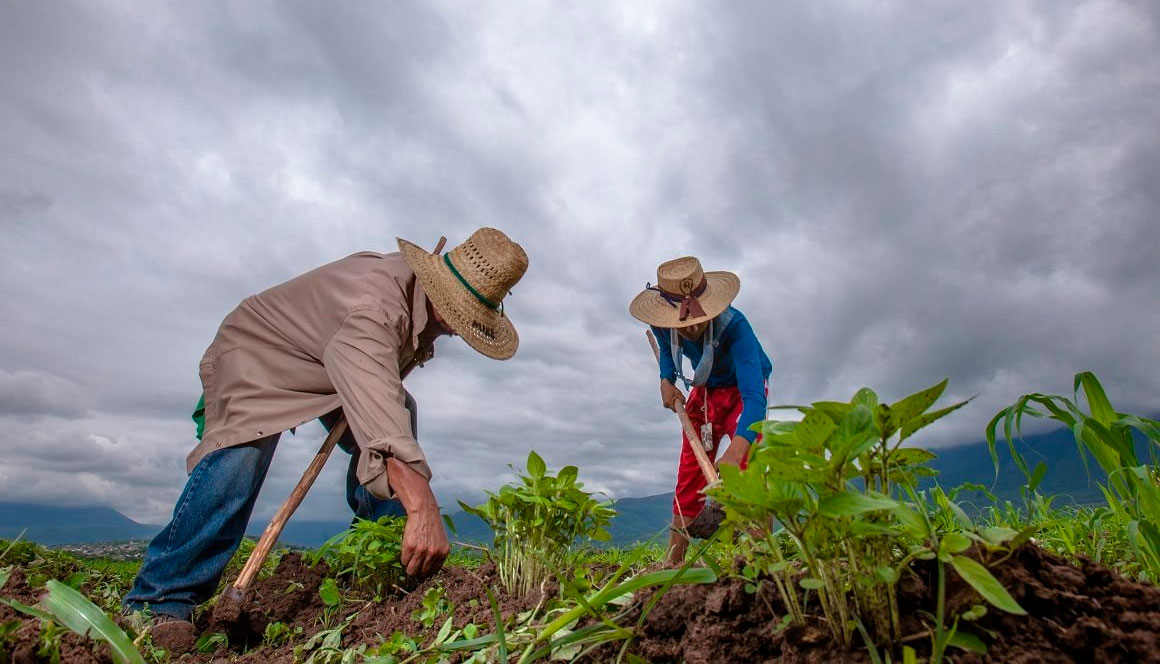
685, 502, 726, 539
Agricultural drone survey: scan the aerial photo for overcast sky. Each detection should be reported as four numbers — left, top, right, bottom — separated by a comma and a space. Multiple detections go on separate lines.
1, 1, 1157, 526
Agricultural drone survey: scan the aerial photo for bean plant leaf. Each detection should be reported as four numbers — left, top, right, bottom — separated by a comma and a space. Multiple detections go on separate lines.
795, 411, 837, 452
948, 629, 987, 654
949, 555, 1026, 615
319, 578, 341, 608
527, 451, 547, 478
817, 491, 898, 518
940, 532, 971, 555
888, 379, 947, 433
900, 397, 972, 442
891, 505, 929, 539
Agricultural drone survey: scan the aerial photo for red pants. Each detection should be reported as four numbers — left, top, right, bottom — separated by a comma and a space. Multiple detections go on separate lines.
672, 384, 753, 519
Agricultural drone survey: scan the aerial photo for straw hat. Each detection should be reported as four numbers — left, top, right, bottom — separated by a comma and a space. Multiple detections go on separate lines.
629, 256, 740, 328
398, 228, 528, 360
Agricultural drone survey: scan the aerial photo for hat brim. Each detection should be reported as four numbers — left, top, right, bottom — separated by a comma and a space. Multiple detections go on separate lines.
398, 238, 519, 360
628, 271, 740, 328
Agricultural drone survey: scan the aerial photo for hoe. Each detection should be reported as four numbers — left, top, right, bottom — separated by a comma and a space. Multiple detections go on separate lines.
646, 330, 726, 539
210, 415, 348, 627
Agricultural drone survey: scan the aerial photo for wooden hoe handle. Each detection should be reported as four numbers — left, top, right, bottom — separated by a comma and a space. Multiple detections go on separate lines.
232, 417, 348, 591
646, 330, 719, 484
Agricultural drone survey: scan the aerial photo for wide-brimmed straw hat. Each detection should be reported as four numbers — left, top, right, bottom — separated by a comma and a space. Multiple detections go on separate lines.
629, 256, 740, 328
398, 228, 528, 360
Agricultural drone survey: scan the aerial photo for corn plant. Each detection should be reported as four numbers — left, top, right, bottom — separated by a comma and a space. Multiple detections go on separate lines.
0, 570, 146, 664
987, 371, 1160, 581
312, 516, 406, 595
458, 451, 616, 595
708, 380, 972, 648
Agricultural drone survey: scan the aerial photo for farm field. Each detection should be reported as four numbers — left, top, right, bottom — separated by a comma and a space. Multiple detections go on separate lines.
2, 373, 1157, 663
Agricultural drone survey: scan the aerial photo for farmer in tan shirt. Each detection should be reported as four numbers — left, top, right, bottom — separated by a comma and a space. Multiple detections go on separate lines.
124, 228, 528, 642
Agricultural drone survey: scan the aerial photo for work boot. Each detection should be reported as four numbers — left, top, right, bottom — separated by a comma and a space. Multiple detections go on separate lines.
150, 615, 198, 655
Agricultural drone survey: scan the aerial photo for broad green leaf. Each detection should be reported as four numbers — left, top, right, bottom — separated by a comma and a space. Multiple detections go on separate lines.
940, 532, 971, 555
893, 448, 938, 467
795, 411, 837, 452
527, 451, 547, 478
900, 397, 972, 441
979, 526, 1019, 546
889, 379, 948, 431
319, 577, 341, 608
557, 465, 578, 485
948, 629, 987, 654
891, 504, 929, 539
810, 400, 852, 423
799, 578, 824, 589
40, 580, 147, 664
818, 491, 898, 518
852, 387, 879, 410
949, 556, 1026, 615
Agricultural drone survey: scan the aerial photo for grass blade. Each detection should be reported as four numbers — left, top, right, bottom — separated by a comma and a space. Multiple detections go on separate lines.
486, 586, 507, 662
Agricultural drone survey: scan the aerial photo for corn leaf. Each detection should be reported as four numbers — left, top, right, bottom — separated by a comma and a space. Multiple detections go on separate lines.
39, 580, 147, 664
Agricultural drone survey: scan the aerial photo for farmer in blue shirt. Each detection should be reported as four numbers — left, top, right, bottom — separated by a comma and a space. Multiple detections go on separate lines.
630, 256, 772, 564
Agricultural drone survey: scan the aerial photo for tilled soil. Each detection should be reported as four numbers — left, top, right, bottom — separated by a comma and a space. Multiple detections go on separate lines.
3, 545, 1159, 663
616, 545, 1160, 663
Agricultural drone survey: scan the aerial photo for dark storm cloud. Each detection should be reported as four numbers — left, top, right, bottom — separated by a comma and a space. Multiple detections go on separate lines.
1, 1, 1156, 523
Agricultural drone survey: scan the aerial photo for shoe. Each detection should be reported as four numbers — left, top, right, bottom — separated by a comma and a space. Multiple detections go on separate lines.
150, 615, 198, 654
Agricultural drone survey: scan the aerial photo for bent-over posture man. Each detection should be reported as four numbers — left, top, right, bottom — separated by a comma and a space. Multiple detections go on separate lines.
124, 228, 528, 647
629, 256, 772, 565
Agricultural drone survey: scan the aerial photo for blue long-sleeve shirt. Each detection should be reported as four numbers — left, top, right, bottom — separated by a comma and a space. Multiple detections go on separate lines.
651, 307, 772, 443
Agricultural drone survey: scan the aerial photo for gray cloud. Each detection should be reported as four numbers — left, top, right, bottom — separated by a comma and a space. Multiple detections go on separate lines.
0, 369, 90, 419
1, 1, 1157, 525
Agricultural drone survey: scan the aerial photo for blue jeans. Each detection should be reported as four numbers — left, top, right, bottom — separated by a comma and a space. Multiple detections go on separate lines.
123, 397, 414, 621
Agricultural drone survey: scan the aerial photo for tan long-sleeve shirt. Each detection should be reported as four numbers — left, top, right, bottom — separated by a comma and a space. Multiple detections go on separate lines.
188, 251, 434, 499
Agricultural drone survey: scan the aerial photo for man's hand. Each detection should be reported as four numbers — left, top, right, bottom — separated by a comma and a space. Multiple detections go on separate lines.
660, 379, 684, 412
400, 506, 450, 578
716, 435, 750, 470
386, 458, 450, 579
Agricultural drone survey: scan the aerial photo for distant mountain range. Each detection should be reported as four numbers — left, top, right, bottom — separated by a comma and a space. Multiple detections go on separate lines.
2, 425, 1147, 550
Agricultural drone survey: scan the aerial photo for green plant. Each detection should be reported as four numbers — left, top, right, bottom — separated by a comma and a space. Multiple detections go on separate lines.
988, 371, 1160, 581
710, 380, 970, 648
262, 620, 302, 648
318, 577, 344, 627
893, 485, 1029, 662
458, 451, 616, 595
411, 586, 451, 629
0, 574, 146, 664
295, 613, 359, 664
194, 631, 228, 653
312, 516, 407, 595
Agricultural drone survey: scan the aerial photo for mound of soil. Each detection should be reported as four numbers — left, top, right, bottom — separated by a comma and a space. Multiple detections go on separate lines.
4, 544, 1158, 663
620, 545, 1160, 663
196, 553, 555, 662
